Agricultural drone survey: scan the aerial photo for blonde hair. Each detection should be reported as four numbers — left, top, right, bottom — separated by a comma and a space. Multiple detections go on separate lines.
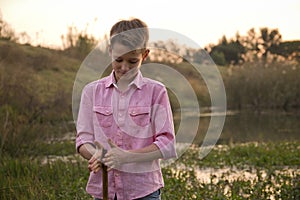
109, 18, 149, 50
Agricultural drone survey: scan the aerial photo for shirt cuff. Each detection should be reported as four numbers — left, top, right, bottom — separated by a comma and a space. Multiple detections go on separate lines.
154, 134, 177, 160
76, 132, 94, 152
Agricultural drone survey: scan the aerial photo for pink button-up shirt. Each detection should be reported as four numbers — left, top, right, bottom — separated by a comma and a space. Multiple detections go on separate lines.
76, 70, 177, 200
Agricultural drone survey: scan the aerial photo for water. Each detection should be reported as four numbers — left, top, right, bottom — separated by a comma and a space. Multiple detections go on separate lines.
174, 109, 300, 145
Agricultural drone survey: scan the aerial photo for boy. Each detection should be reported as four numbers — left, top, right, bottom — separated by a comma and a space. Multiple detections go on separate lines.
76, 18, 177, 200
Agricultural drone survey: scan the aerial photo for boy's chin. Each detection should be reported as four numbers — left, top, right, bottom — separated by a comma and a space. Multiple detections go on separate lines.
120, 72, 137, 81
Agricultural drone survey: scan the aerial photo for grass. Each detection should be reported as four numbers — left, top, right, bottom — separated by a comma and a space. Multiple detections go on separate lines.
181, 142, 300, 168
1, 141, 299, 199
163, 142, 300, 199
0, 156, 89, 200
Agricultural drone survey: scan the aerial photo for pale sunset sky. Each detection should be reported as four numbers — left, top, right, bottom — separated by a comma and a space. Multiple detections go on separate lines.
1, 0, 300, 49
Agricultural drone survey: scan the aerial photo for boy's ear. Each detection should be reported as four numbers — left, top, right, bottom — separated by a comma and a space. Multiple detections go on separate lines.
142, 49, 150, 61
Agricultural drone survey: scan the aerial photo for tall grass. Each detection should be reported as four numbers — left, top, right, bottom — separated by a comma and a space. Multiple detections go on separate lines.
224, 61, 300, 111
0, 156, 89, 200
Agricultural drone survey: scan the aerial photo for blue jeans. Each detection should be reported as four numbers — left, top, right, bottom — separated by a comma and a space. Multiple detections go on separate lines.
94, 189, 161, 200
136, 189, 161, 200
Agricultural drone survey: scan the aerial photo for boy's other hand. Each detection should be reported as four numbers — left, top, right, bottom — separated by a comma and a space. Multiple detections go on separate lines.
103, 139, 129, 170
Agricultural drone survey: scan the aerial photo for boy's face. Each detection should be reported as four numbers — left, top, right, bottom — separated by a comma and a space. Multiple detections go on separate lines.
110, 42, 149, 82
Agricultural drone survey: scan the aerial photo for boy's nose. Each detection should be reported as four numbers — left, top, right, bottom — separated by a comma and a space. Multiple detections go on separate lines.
120, 62, 129, 71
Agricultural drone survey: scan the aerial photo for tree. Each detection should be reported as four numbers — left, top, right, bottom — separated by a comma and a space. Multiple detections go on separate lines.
149, 40, 183, 63
61, 23, 98, 59
259, 27, 282, 59
241, 27, 282, 62
0, 13, 16, 41
269, 41, 300, 61
208, 27, 284, 65
210, 50, 226, 66
209, 35, 245, 65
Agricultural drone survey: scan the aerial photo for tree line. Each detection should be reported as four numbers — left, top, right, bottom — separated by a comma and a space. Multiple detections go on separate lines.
207, 28, 300, 65
1, 14, 299, 65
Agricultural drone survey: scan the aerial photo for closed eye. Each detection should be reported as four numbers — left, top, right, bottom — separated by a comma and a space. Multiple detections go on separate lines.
129, 60, 138, 64
114, 58, 139, 64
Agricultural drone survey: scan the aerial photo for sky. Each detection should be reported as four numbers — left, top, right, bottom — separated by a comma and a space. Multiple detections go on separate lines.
1, 0, 300, 49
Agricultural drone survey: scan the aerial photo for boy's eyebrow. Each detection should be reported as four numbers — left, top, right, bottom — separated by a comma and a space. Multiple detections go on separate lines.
113, 56, 140, 60
113, 53, 141, 58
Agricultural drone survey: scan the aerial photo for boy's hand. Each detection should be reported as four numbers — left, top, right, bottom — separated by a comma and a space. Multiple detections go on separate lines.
103, 139, 129, 170
88, 141, 104, 173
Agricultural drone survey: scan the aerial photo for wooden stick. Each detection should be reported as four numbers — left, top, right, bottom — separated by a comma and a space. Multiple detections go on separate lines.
102, 149, 108, 200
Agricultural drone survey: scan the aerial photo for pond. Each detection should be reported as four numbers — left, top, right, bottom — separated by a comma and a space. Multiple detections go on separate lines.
173, 109, 300, 145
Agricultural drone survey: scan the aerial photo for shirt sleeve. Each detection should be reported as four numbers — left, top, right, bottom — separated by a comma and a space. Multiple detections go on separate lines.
75, 84, 95, 152
152, 86, 177, 160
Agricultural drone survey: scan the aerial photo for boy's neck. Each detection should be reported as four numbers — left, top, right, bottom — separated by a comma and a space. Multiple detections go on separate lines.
114, 71, 138, 92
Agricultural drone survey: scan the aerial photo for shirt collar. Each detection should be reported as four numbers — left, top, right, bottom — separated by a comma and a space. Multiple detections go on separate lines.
131, 70, 143, 89
105, 70, 144, 89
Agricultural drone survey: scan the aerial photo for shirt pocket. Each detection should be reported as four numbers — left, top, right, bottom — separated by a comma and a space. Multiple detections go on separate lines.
93, 106, 113, 127
128, 106, 151, 127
